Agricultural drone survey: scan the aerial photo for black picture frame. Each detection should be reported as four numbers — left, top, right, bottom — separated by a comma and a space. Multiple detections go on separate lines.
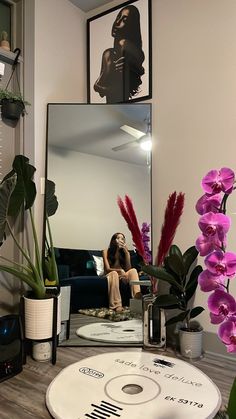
87, 0, 152, 104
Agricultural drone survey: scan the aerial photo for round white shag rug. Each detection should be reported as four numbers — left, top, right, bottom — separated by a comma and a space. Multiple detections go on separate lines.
76, 319, 143, 343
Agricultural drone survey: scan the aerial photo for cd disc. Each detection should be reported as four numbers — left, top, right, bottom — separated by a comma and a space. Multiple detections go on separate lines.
46, 351, 221, 419
105, 374, 161, 404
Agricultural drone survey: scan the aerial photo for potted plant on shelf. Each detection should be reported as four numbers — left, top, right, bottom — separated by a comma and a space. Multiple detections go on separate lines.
0, 31, 10, 51
0, 88, 30, 121
142, 244, 204, 358
0, 155, 60, 345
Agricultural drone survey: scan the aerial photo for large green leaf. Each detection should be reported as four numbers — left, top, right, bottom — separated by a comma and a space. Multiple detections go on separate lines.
185, 265, 203, 301
141, 265, 183, 291
163, 256, 181, 284
228, 377, 236, 419
167, 253, 185, 277
0, 174, 17, 245
7, 155, 36, 216
154, 294, 180, 308
190, 306, 204, 319
0, 263, 46, 298
169, 244, 183, 259
1, 168, 15, 182
45, 179, 58, 217
183, 246, 198, 275
165, 310, 190, 326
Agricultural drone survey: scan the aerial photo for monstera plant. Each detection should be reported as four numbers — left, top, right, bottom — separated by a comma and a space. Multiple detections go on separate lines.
0, 155, 58, 299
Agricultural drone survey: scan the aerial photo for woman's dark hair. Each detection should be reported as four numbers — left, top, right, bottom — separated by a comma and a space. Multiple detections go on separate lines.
112, 5, 142, 48
107, 233, 126, 269
112, 5, 145, 98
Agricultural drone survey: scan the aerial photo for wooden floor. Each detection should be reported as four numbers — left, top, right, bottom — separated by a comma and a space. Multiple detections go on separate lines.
0, 346, 235, 418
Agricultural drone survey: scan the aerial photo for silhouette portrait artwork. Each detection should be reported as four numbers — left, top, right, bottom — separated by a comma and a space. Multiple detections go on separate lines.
88, 0, 151, 104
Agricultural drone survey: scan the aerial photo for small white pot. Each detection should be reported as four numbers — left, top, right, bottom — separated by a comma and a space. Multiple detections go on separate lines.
32, 341, 52, 362
24, 291, 61, 340
179, 327, 203, 359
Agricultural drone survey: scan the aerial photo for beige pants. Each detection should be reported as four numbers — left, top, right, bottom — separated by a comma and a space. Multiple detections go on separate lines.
106, 268, 141, 310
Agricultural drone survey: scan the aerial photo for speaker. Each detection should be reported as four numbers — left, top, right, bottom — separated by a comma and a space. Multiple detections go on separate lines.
0, 314, 24, 382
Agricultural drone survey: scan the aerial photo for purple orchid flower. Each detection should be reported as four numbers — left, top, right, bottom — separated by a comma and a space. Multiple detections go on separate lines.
196, 167, 236, 352
218, 316, 236, 352
208, 289, 236, 324
195, 234, 222, 256
195, 194, 222, 215
205, 250, 236, 277
201, 167, 235, 195
198, 269, 225, 292
141, 222, 152, 263
198, 212, 230, 242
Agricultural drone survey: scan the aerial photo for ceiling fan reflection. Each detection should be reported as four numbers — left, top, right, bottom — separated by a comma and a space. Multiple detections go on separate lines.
112, 124, 151, 152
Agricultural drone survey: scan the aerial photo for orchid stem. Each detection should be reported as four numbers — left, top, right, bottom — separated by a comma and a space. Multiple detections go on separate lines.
226, 278, 230, 293
219, 193, 229, 214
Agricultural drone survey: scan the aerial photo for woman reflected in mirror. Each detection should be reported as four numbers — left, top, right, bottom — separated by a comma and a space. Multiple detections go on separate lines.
93, 5, 145, 103
103, 232, 142, 312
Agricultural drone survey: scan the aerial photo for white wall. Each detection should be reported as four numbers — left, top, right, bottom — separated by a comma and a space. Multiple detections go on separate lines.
152, 0, 236, 334
48, 147, 151, 249
33, 0, 87, 243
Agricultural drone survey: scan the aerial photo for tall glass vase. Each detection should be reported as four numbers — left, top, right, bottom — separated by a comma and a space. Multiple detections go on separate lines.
142, 293, 166, 350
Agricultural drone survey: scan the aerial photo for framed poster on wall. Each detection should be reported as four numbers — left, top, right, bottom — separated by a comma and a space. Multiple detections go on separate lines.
87, 0, 152, 104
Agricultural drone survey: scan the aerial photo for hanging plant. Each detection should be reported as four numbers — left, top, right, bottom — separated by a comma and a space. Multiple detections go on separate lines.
0, 89, 30, 120
0, 48, 30, 122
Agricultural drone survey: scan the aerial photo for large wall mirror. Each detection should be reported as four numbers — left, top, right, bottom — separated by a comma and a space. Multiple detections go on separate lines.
46, 103, 151, 347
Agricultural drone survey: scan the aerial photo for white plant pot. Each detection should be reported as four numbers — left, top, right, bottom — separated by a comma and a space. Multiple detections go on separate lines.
24, 292, 61, 340
32, 341, 52, 362
60, 285, 71, 321
179, 328, 203, 359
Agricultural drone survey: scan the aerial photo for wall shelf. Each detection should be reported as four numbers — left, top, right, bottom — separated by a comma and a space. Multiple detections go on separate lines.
0, 47, 23, 65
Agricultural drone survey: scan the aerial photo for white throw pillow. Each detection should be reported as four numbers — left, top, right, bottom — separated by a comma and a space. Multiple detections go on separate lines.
92, 255, 105, 276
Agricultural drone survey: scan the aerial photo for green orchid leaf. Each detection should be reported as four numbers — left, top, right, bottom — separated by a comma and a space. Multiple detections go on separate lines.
141, 265, 183, 291
190, 306, 204, 319
183, 246, 198, 275
154, 294, 179, 308
185, 265, 203, 301
0, 174, 17, 245
167, 253, 185, 277
170, 285, 182, 297
165, 310, 190, 326
45, 179, 58, 217
169, 244, 183, 259
163, 256, 181, 283
6, 155, 36, 216
228, 377, 236, 419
